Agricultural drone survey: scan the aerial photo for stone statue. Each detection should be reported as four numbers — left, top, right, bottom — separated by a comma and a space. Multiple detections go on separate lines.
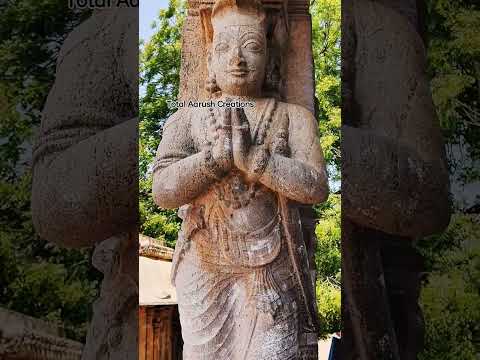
152, 0, 329, 358
340, 1, 451, 359
31, 6, 139, 360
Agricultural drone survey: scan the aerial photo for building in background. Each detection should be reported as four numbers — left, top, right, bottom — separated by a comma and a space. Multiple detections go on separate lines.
139, 234, 182, 360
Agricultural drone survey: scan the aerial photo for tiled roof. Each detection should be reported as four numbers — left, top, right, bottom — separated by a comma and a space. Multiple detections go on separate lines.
139, 235, 177, 305
139, 234, 174, 261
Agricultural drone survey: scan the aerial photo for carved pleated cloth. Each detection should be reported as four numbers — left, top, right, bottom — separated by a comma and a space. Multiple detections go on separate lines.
176, 240, 301, 360
172, 169, 320, 359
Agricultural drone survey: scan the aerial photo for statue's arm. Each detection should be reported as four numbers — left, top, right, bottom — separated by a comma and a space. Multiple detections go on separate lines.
258, 105, 329, 204
152, 111, 222, 209
340, 2, 451, 237
342, 125, 451, 238
32, 118, 138, 248
31, 10, 138, 248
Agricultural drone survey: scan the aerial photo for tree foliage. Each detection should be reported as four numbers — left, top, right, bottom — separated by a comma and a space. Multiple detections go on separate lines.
0, 1, 97, 342
311, 0, 341, 183
311, 0, 341, 336
426, 0, 480, 191
314, 194, 341, 337
417, 1, 480, 357
418, 214, 480, 360
139, 0, 185, 248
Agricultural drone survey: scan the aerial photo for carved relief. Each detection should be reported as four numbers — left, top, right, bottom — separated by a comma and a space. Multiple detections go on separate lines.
31, 6, 139, 360
152, 0, 328, 358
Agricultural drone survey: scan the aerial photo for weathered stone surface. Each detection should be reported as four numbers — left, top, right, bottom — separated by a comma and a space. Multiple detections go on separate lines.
342, 0, 450, 238
152, 0, 328, 358
340, 1, 451, 359
31, 6, 139, 360
32, 7, 138, 248
0, 308, 83, 360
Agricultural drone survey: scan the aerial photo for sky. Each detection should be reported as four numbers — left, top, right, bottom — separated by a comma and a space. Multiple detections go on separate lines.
140, 0, 170, 43
139, 0, 169, 95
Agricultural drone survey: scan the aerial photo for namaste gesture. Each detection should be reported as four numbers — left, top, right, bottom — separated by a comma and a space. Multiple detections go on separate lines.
152, 0, 328, 358
210, 107, 271, 182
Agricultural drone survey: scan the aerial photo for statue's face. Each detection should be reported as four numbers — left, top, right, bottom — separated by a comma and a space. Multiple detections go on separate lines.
210, 23, 267, 97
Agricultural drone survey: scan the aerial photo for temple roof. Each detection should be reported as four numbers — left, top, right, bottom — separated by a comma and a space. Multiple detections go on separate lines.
139, 233, 174, 261
139, 234, 177, 306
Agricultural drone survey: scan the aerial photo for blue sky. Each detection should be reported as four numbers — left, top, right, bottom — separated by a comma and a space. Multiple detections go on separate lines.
140, 0, 170, 43
139, 1, 169, 95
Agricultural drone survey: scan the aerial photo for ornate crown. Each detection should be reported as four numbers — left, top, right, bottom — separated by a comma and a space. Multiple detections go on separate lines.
211, 0, 266, 26
201, 0, 267, 44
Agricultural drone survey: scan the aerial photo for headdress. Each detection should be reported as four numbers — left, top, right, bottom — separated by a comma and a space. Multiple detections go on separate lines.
201, 0, 267, 44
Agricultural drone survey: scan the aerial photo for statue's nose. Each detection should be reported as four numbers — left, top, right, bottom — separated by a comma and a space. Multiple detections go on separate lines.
229, 46, 246, 67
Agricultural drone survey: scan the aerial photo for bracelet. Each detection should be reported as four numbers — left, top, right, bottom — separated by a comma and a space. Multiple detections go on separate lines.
203, 149, 225, 180
250, 146, 270, 181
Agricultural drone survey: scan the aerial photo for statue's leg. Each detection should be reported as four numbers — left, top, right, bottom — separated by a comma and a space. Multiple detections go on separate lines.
381, 236, 425, 360
340, 222, 425, 360
245, 304, 298, 360
339, 220, 400, 360
244, 250, 300, 360
175, 246, 247, 360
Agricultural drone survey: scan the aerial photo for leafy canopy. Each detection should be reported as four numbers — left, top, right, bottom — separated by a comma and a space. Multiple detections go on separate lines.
0, 1, 97, 341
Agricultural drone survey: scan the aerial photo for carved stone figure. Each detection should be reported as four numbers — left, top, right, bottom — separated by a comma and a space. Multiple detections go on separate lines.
31, 6, 139, 360
152, 0, 329, 358
340, 1, 451, 359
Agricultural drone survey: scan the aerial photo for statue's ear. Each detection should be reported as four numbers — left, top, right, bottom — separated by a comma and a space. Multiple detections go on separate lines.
200, 6, 214, 45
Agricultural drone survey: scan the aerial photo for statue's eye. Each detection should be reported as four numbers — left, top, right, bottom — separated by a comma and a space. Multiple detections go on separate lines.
215, 42, 229, 52
243, 40, 262, 52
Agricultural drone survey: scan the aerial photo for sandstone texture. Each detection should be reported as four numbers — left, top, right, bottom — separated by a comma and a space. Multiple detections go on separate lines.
153, 0, 328, 358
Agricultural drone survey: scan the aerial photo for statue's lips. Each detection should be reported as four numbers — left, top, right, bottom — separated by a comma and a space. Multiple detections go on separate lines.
228, 68, 249, 77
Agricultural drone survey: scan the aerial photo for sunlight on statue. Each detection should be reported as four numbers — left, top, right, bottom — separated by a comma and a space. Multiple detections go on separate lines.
152, 0, 329, 358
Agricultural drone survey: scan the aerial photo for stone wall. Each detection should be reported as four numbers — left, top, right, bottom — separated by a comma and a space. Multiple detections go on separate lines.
0, 308, 83, 360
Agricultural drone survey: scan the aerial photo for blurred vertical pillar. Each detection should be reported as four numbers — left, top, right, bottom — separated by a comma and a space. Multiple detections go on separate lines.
340, 0, 451, 359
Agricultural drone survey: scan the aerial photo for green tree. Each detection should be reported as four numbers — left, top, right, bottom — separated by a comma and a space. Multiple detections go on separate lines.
0, 1, 97, 341
314, 194, 341, 337
418, 214, 480, 360
425, 0, 480, 191
139, 0, 185, 248
311, 0, 341, 183
311, 0, 341, 337
417, 1, 480, 357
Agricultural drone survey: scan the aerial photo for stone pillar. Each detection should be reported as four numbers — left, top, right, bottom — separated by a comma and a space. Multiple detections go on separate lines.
284, 0, 315, 113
